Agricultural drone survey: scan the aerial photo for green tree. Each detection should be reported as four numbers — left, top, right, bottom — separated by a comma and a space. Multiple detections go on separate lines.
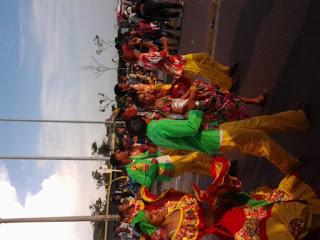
91, 141, 111, 157
91, 142, 98, 155
97, 141, 111, 156
89, 198, 107, 240
92, 169, 109, 189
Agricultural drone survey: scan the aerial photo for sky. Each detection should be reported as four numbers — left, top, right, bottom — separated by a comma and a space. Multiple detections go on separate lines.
0, 0, 119, 239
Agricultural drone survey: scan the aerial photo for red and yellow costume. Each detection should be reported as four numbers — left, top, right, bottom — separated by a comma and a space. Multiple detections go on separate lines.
137, 49, 232, 90
202, 174, 320, 239
140, 188, 205, 240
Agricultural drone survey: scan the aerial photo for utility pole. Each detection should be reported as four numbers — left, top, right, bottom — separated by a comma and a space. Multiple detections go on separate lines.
0, 155, 109, 161
0, 215, 120, 224
0, 117, 124, 161
0, 117, 124, 125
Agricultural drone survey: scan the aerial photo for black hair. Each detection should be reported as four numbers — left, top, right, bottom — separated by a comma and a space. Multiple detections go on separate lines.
114, 83, 128, 97
115, 42, 122, 50
115, 109, 125, 121
125, 116, 147, 137
127, 89, 142, 107
110, 152, 122, 168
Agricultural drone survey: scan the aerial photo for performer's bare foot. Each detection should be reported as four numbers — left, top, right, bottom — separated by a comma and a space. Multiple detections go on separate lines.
238, 89, 268, 105
296, 102, 310, 119
256, 90, 268, 105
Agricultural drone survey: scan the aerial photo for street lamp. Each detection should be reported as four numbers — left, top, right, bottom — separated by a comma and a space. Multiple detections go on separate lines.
103, 168, 123, 173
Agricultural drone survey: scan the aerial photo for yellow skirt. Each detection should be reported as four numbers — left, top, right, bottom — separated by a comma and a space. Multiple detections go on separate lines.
257, 175, 320, 239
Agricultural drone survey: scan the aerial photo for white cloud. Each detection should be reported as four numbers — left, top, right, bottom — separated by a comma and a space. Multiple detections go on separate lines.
0, 164, 104, 240
12, 0, 120, 239
31, 0, 119, 161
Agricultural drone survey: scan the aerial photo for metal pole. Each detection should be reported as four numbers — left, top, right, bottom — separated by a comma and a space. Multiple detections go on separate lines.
0, 156, 110, 161
104, 173, 114, 240
0, 117, 124, 125
104, 175, 128, 240
0, 215, 120, 224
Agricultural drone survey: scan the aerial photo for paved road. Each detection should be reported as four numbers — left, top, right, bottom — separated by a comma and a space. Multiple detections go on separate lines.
178, 0, 213, 54
157, 0, 320, 238
213, 0, 320, 193
177, 0, 320, 193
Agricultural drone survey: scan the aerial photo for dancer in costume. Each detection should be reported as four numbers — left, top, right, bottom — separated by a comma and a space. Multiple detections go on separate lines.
195, 173, 320, 239
110, 149, 214, 188
131, 160, 320, 239
122, 37, 235, 89
137, 77, 268, 125
131, 188, 205, 240
126, 108, 309, 174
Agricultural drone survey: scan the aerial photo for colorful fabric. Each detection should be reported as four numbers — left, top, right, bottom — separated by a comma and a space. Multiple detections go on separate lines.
133, 20, 159, 35
132, 83, 172, 96
232, 207, 269, 240
148, 197, 202, 239
137, 49, 186, 76
210, 156, 232, 186
193, 156, 242, 214
126, 152, 175, 188
193, 79, 250, 125
140, 187, 184, 203
157, 77, 250, 126
131, 210, 157, 236
139, 188, 204, 239
160, 195, 202, 240
206, 174, 320, 240
147, 110, 221, 154
183, 53, 232, 90
170, 77, 192, 98
125, 199, 145, 224
129, 151, 214, 189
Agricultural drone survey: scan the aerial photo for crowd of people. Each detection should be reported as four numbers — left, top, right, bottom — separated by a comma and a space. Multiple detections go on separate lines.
108, 0, 320, 239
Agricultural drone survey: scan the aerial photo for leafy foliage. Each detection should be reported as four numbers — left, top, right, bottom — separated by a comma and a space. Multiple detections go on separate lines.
92, 169, 109, 189
91, 141, 111, 156
89, 198, 107, 240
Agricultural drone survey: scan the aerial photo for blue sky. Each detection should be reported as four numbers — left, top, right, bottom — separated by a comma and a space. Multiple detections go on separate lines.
0, 0, 43, 203
0, 0, 119, 239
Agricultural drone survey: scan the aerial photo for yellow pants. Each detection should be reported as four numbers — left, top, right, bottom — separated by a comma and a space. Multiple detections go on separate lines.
170, 151, 212, 177
183, 53, 233, 90
219, 110, 309, 174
